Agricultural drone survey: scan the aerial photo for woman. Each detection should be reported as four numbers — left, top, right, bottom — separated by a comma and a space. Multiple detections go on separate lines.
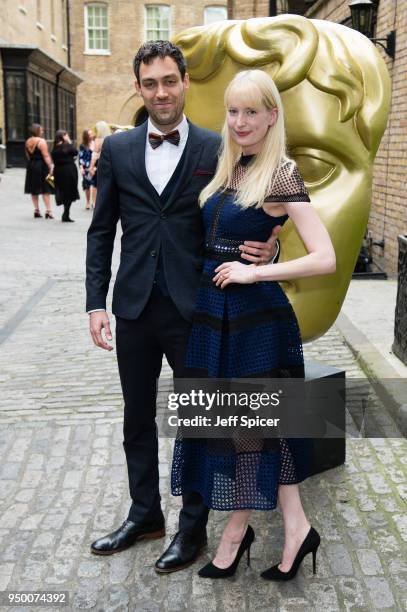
24, 124, 54, 219
171, 70, 336, 580
88, 121, 111, 207
52, 130, 80, 222
78, 129, 95, 209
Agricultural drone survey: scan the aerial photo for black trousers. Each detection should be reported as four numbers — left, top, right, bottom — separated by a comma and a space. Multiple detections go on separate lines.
115, 284, 209, 533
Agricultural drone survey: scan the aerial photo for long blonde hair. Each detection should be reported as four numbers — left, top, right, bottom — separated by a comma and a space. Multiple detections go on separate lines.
199, 70, 293, 208
95, 120, 112, 139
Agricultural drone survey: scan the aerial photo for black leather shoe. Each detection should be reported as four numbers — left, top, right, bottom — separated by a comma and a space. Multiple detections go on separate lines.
154, 530, 207, 573
90, 519, 165, 555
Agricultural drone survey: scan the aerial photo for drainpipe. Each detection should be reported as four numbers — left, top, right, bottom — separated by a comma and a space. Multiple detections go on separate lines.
55, 69, 65, 130
66, 0, 71, 68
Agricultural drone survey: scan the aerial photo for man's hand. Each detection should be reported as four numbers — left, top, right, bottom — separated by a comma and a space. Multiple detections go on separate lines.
89, 312, 113, 351
239, 225, 281, 264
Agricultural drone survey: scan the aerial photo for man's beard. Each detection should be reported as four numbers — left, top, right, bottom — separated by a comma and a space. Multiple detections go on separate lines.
148, 99, 185, 128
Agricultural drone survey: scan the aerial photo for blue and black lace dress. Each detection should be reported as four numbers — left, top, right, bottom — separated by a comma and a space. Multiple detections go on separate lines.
171, 155, 312, 511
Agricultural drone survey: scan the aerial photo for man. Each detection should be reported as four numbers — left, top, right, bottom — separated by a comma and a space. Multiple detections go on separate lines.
86, 40, 278, 573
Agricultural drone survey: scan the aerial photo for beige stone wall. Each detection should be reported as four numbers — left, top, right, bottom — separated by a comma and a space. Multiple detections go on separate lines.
306, 0, 406, 277
0, 0, 68, 65
228, 0, 268, 19
71, 0, 227, 137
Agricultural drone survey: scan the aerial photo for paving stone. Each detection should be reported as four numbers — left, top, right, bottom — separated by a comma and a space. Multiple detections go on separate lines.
104, 585, 130, 612
62, 470, 82, 489
77, 559, 103, 579
347, 528, 372, 548
108, 553, 134, 585
0, 462, 22, 479
364, 576, 396, 609
72, 580, 102, 609
356, 549, 384, 576
14, 488, 36, 502
337, 577, 369, 610
2, 503, 28, 528
0, 562, 15, 590
325, 544, 354, 576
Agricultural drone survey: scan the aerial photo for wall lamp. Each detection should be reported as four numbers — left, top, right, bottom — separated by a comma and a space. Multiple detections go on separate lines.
348, 0, 396, 59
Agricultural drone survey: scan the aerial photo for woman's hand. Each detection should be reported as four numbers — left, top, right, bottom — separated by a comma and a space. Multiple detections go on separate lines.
213, 262, 257, 288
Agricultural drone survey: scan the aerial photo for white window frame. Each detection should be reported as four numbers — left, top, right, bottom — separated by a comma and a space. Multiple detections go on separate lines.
204, 5, 227, 25
145, 5, 171, 42
84, 3, 110, 55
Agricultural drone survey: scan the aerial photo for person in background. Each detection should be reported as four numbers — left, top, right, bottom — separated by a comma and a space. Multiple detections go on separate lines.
24, 123, 54, 219
52, 130, 80, 223
79, 129, 95, 210
88, 121, 111, 207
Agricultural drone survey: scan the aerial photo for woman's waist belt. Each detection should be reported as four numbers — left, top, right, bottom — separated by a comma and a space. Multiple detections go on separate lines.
204, 238, 242, 261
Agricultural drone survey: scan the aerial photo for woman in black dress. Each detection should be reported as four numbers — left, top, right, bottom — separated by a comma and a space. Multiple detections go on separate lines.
52, 130, 80, 222
24, 124, 54, 219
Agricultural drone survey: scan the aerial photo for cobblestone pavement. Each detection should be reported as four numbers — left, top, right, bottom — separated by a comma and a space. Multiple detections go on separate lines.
0, 170, 406, 611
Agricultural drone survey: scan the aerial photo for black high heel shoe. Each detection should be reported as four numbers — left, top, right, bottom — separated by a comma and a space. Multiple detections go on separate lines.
261, 526, 320, 581
198, 525, 255, 579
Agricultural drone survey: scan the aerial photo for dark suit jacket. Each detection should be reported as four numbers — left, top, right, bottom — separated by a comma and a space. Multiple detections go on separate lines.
86, 120, 221, 321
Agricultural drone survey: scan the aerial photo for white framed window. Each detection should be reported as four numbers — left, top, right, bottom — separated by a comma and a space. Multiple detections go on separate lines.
85, 3, 109, 54
204, 5, 227, 25
145, 5, 170, 41
276, 0, 289, 14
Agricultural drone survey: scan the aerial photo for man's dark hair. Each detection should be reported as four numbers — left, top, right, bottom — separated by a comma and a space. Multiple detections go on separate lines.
133, 40, 187, 83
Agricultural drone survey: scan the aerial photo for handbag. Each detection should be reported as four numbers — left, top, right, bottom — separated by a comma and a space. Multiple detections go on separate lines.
45, 173, 55, 189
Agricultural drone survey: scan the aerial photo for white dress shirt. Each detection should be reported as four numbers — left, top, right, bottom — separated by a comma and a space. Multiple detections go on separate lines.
145, 115, 189, 195
88, 115, 189, 314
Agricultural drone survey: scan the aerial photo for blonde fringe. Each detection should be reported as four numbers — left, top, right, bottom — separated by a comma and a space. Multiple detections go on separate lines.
199, 70, 294, 208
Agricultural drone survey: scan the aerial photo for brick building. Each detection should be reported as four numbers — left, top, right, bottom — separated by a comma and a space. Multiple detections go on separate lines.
230, 0, 406, 276
0, 0, 227, 167
70, 0, 227, 137
0, 0, 82, 167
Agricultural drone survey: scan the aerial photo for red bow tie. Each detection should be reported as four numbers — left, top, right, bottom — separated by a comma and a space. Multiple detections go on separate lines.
148, 129, 180, 149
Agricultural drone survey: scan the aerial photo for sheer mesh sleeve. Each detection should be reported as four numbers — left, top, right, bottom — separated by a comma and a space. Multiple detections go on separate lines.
265, 162, 310, 203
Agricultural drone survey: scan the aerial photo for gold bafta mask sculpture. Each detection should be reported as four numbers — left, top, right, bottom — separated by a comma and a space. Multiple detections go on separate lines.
173, 16, 391, 342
